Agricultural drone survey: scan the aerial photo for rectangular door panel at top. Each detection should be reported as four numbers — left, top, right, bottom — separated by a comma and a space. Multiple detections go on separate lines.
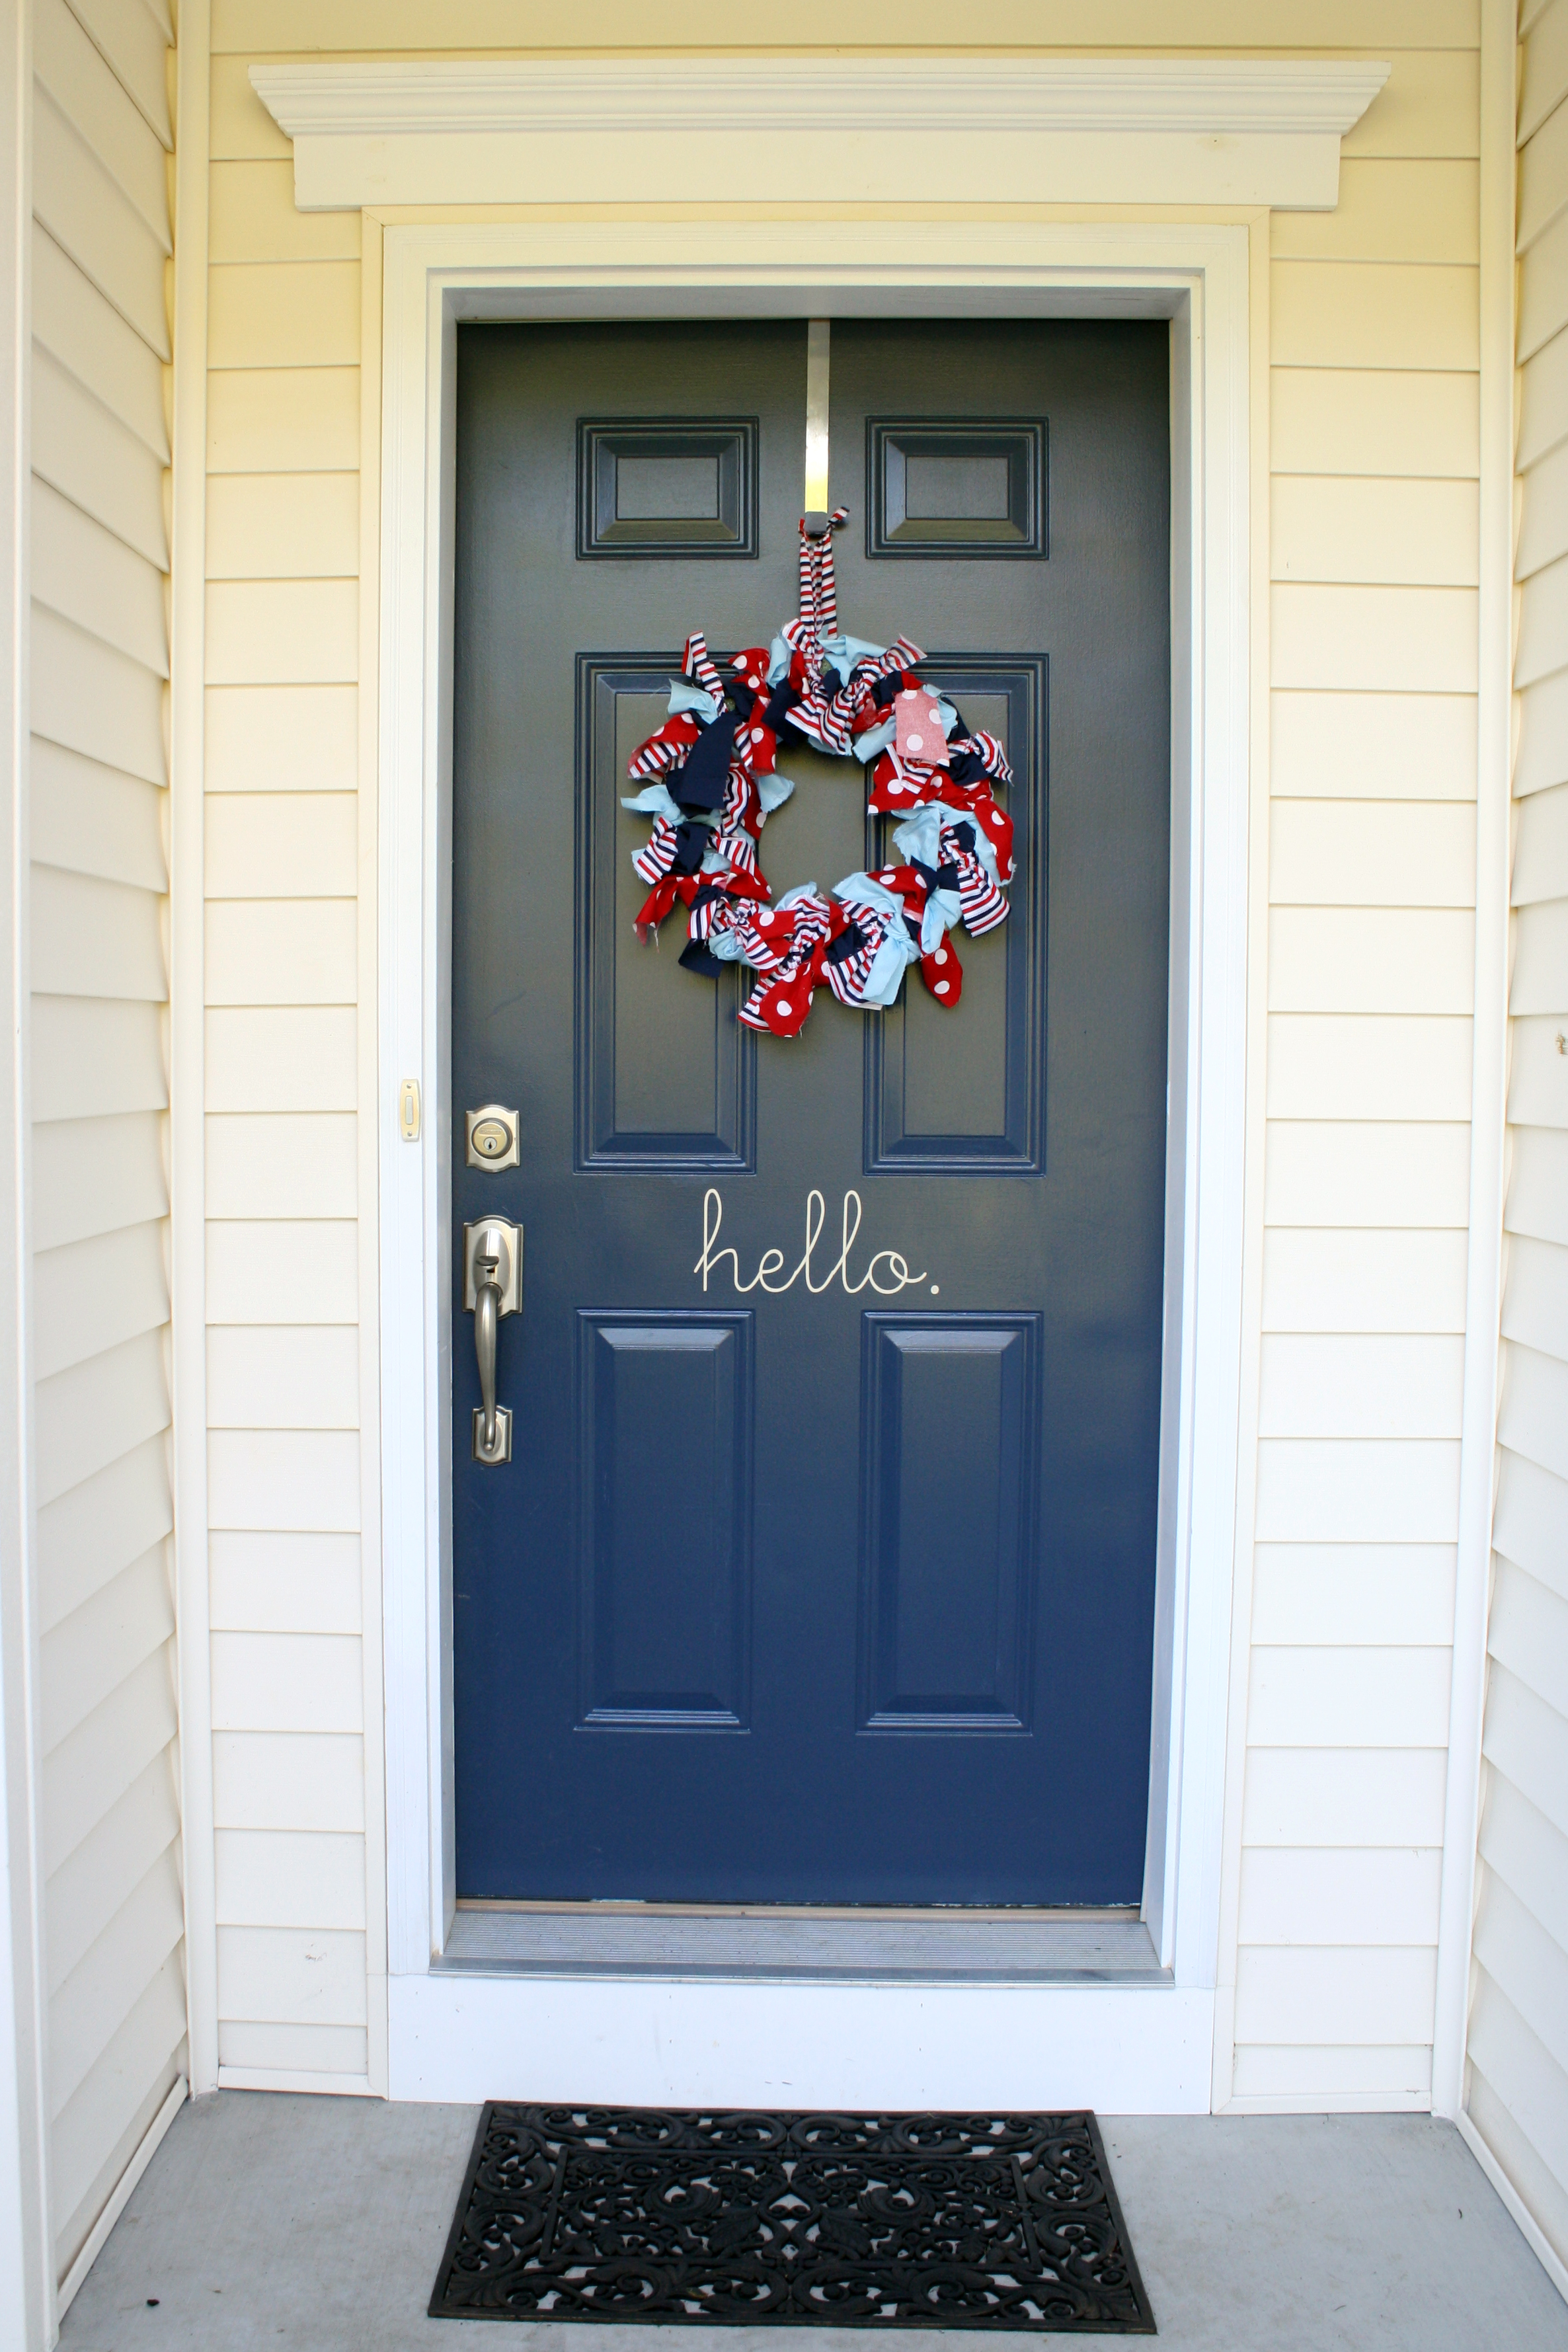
450, 318, 1170, 1906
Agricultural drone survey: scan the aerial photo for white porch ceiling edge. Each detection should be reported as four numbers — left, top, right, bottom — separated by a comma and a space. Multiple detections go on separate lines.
250, 56, 1390, 213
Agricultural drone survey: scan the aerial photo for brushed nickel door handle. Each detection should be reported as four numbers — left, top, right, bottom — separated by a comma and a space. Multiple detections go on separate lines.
463, 1218, 522, 1465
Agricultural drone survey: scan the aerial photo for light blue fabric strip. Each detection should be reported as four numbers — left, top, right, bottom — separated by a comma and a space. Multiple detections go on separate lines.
667, 678, 722, 723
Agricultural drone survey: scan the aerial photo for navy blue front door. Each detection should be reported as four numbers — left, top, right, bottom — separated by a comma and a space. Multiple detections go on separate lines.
450, 319, 1170, 1904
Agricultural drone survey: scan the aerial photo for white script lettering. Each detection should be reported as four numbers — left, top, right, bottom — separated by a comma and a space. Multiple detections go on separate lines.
695, 1188, 929, 1297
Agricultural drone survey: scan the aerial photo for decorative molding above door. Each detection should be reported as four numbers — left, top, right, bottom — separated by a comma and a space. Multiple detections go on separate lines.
251, 55, 1389, 214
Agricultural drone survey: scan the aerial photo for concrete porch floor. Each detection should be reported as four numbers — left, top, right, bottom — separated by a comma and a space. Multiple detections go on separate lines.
58, 2091, 1568, 2352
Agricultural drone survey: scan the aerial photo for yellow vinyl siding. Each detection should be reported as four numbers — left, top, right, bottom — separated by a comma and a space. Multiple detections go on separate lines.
1459, 0, 1568, 2274
30, 0, 185, 2281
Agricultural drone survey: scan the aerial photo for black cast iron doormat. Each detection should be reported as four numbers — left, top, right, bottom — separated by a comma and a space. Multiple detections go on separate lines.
430, 2106, 1155, 2332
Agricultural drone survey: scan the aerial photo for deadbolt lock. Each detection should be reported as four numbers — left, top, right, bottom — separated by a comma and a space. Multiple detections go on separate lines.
465, 1103, 520, 1171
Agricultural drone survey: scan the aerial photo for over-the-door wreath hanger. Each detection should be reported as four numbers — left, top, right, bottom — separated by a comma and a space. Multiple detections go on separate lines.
621, 509, 1014, 1040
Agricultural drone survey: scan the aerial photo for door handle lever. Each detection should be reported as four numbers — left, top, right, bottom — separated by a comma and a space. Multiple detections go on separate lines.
463, 1218, 523, 1464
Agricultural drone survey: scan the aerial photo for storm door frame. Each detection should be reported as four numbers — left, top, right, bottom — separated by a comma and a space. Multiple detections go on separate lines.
374, 219, 1257, 2110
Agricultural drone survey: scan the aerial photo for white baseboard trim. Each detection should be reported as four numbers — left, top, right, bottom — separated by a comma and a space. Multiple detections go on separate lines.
1220, 2091, 1433, 2117
1458, 2108, 1568, 2309
56, 2075, 188, 2321
216, 2067, 378, 2097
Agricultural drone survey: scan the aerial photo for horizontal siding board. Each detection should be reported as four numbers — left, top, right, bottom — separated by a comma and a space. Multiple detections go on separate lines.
44, 1749, 176, 1990
1232, 2045, 1433, 2099
206, 366, 360, 475
33, 1329, 168, 1510
1479, 1774, 1568, 1959
212, 1731, 364, 1832
31, 1217, 166, 1382
1261, 1228, 1468, 1335
206, 471, 358, 580
205, 1221, 357, 1325
1521, 208, 1568, 364
210, 1631, 363, 1733
207, 1324, 358, 1430
1250, 1544, 1455, 1647
49, 1848, 183, 2114
1510, 899, 1568, 1016
205, 793, 356, 898
1501, 1234, 1568, 1365
1270, 370, 1478, 482
1483, 1663, 1568, 1843
206, 900, 356, 1007
210, 53, 290, 160
31, 994, 165, 1122
209, 161, 361, 264
1519, 322, 1568, 471
49, 1957, 184, 2236
32, 603, 164, 784
1512, 779, 1568, 902
1237, 1846, 1442, 1946
1343, 50, 1477, 162
32, 346, 166, 567
216, 1924, 367, 2027
1466, 2068, 1568, 2274
1234, 1945, 1436, 2047
1494, 1448, 1568, 1600
1269, 160, 1477, 266
207, 1429, 361, 1533
34, 0, 169, 247
207, 261, 360, 370
1271, 584, 1479, 693
30, 866, 165, 1004
216, 2021, 367, 2075
208, 1530, 361, 1635
1473, 1875, 1568, 2082
1522, 97, 1568, 253
205, 1113, 358, 1220
32, 222, 167, 459
1508, 1016, 1568, 1128
1488, 1555, 1568, 1715
1468, 1973, 1568, 2193
205, 684, 358, 793
204, 1006, 356, 1113
205, 578, 358, 686
41, 1646, 175, 1874
1269, 906, 1476, 1013
1516, 437, 1568, 579
30, 477, 166, 666
32, 88, 168, 358
214, 1829, 366, 1929
1516, 551, 1568, 682
67, 0, 172, 145
32, 738, 164, 892
1269, 801, 1475, 908
1263, 1122, 1470, 1228
1271, 476, 1477, 587
37, 1432, 170, 1633
1246, 1645, 1452, 1747
1241, 1746, 1448, 1848
1253, 1438, 1460, 1543
1263, 1013, 1472, 1122
1522, 0, 1568, 141
1271, 261, 1477, 372
32, 1110, 165, 1253
1258, 1334, 1464, 1439
40, 1543, 171, 1752
1269, 690, 1477, 801
1507, 1125, 1568, 1246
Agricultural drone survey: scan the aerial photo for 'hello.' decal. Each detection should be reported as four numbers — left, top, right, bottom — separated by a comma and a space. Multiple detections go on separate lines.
695, 1188, 935, 1298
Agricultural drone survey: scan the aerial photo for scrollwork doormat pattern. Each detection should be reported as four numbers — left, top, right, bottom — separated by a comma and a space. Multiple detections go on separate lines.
429, 2105, 1155, 2332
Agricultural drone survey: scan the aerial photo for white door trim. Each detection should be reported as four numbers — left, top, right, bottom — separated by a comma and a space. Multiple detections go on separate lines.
375, 217, 1258, 2112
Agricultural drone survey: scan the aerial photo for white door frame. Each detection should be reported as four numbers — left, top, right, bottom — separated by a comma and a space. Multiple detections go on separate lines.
374, 217, 1258, 2111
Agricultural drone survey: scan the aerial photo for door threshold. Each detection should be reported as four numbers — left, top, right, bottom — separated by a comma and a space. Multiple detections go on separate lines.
436, 1902, 1167, 1984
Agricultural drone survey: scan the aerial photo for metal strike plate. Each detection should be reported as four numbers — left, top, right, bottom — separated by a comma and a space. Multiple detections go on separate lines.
472, 1404, 513, 1464
465, 1103, 520, 1171
463, 1218, 524, 1314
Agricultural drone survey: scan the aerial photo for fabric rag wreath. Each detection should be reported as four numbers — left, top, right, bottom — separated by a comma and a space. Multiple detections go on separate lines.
621, 508, 1014, 1040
